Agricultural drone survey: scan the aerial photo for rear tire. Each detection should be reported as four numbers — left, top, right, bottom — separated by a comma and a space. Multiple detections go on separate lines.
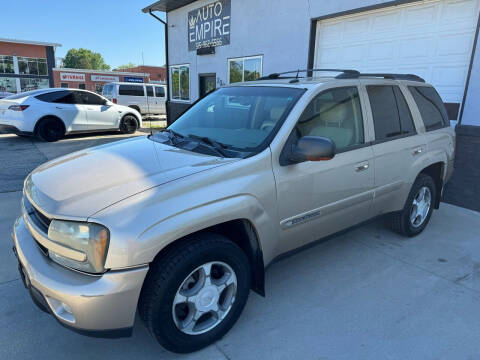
391, 173, 436, 237
139, 233, 251, 353
36, 117, 65, 142
119, 115, 138, 134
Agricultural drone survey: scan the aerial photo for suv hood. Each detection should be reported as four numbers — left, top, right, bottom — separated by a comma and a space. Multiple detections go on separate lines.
25, 136, 236, 219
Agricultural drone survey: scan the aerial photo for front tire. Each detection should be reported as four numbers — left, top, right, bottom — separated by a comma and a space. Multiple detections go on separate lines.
391, 173, 436, 237
139, 233, 251, 353
119, 115, 138, 134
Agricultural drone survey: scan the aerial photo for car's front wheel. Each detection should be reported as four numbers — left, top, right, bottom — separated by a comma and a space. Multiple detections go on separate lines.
139, 233, 251, 353
119, 115, 138, 134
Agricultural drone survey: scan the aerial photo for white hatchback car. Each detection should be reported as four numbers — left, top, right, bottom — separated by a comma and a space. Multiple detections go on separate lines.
0, 88, 142, 141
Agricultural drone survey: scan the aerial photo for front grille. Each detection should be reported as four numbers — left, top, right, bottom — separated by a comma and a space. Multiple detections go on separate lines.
23, 196, 51, 233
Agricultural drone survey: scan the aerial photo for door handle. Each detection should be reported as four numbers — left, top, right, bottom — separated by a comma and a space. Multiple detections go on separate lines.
412, 147, 423, 155
55, 106, 64, 110
355, 163, 369, 172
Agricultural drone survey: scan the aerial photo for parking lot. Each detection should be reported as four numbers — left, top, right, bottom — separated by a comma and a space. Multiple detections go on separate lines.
1, 132, 480, 359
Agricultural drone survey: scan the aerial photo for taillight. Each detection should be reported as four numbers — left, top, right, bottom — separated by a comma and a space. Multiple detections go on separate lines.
8, 105, 30, 111
112, 98, 117, 104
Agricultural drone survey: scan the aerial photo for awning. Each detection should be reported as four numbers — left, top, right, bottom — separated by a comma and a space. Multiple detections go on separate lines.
142, 0, 198, 13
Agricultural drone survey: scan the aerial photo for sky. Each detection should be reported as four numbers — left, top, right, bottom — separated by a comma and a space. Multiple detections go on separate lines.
1, 0, 166, 69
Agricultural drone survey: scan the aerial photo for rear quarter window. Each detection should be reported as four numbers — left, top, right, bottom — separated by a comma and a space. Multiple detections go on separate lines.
35, 90, 76, 104
119, 85, 145, 96
408, 86, 449, 130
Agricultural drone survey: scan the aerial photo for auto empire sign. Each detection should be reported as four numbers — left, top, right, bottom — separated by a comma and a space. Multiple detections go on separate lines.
188, 0, 231, 51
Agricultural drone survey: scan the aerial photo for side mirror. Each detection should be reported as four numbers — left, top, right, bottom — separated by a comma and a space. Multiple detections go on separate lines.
288, 136, 335, 164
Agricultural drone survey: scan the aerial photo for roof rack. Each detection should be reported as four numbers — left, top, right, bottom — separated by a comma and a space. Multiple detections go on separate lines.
257, 69, 359, 81
336, 72, 425, 82
257, 69, 425, 83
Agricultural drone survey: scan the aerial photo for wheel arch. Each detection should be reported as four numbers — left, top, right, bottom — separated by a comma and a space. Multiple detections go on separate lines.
33, 115, 66, 136
146, 218, 265, 297
418, 161, 445, 209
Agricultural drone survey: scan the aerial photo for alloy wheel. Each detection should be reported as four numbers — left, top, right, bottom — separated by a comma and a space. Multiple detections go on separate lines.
410, 186, 431, 228
172, 261, 237, 335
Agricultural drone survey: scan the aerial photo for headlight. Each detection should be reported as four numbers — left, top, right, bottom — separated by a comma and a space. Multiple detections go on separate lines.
47, 220, 110, 274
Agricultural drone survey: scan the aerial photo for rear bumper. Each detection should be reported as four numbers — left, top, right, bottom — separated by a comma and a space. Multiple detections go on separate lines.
0, 124, 32, 136
12, 216, 149, 338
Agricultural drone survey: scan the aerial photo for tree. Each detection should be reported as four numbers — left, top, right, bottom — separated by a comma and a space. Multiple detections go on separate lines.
63, 48, 110, 70
116, 62, 137, 70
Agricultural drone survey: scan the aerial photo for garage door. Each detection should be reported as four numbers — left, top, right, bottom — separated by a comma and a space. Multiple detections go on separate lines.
314, 0, 479, 120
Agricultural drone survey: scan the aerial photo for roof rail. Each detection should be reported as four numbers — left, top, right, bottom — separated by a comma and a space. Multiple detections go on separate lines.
258, 69, 359, 80
336, 72, 425, 82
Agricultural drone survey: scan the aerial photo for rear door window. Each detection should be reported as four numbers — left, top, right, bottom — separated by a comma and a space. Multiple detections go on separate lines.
36, 90, 77, 104
367, 85, 416, 142
146, 85, 154, 97
119, 84, 145, 96
408, 86, 449, 130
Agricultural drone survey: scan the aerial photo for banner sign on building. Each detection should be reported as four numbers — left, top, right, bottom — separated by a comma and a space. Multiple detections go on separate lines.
91, 74, 119, 82
60, 72, 85, 82
123, 76, 144, 83
188, 0, 231, 51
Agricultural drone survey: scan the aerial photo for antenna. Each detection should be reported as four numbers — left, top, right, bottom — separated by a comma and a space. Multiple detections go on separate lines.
142, 51, 153, 136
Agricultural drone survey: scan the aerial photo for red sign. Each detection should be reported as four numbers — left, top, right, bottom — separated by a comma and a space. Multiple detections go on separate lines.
60, 72, 86, 82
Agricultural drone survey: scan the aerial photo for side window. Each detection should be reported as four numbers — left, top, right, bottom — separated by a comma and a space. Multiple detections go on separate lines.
118, 85, 145, 96
367, 85, 416, 141
77, 91, 106, 105
155, 86, 165, 97
408, 86, 449, 130
36, 90, 76, 104
296, 86, 364, 152
393, 87, 415, 134
146, 85, 154, 97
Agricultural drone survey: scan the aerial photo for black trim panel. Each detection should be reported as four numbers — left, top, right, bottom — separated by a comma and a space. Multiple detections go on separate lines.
444, 102, 460, 121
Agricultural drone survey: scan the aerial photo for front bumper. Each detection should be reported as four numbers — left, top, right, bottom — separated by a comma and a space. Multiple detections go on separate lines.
12, 216, 149, 338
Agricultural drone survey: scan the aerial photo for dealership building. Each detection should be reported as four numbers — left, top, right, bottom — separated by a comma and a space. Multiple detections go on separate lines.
52, 68, 151, 94
0, 38, 59, 94
143, 0, 480, 209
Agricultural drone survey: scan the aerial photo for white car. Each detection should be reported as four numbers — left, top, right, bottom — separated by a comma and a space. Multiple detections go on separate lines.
102, 82, 166, 116
0, 91, 14, 99
0, 88, 142, 141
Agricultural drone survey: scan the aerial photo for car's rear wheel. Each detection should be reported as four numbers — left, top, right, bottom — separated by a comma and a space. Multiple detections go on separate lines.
391, 173, 436, 237
139, 233, 251, 353
119, 115, 138, 134
37, 117, 65, 142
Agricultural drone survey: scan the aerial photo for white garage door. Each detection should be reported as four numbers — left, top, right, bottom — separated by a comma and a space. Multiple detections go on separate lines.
314, 0, 479, 120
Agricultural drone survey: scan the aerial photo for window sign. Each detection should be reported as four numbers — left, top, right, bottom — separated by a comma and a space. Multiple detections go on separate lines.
188, 0, 231, 51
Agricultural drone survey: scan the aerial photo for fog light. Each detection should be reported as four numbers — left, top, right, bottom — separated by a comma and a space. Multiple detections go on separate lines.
46, 296, 75, 323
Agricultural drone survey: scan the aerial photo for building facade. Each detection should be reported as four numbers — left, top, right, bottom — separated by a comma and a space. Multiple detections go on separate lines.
53, 68, 150, 94
0, 38, 60, 94
143, 0, 479, 128
144, 0, 480, 211
115, 65, 166, 82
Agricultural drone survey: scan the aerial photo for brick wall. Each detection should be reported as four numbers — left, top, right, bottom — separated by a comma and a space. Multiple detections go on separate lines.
0, 42, 46, 58
115, 66, 166, 82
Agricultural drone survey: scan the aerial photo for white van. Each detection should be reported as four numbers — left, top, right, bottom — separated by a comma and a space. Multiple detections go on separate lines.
102, 82, 166, 116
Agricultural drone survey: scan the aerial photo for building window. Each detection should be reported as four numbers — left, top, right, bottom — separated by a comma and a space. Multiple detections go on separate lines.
18, 57, 48, 76
79, 83, 86, 90
0, 77, 17, 92
20, 78, 49, 92
61, 83, 68, 88
228, 56, 262, 84
170, 64, 190, 101
95, 84, 103, 94
0, 56, 14, 74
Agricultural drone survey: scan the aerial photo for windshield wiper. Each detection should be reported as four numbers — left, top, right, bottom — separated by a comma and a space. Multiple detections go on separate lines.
163, 128, 185, 139
187, 134, 229, 157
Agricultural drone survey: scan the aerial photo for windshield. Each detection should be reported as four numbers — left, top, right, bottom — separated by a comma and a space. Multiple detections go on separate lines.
153, 86, 304, 157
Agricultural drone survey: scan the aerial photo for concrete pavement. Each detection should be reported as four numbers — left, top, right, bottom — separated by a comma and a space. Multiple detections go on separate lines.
1, 133, 480, 359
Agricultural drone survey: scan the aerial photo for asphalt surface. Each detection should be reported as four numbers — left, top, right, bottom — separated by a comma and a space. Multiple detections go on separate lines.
1, 133, 480, 359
